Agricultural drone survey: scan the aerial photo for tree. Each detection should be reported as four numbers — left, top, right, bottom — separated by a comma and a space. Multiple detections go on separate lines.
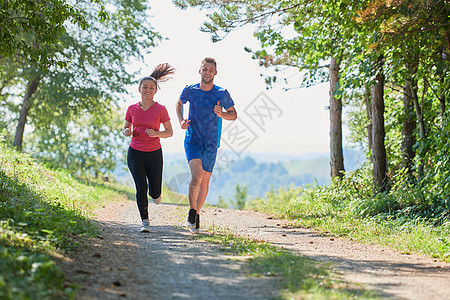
13, 71, 41, 150
0, 0, 107, 67
401, 79, 416, 179
329, 57, 345, 179
175, 0, 354, 180
233, 184, 248, 210
1, 0, 161, 172
371, 57, 388, 191
175, 0, 449, 195
28, 107, 124, 178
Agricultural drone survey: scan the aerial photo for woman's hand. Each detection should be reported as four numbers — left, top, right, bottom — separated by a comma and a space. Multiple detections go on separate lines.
123, 127, 132, 137
145, 129, 158, 137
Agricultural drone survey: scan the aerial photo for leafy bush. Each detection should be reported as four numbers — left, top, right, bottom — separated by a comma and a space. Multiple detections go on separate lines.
246, 159, 450, 261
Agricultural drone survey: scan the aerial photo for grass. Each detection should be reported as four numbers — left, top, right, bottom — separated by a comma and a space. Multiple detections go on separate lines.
2, 137, 447, 299
245, 184, 450, 262
0, 142, 131, 299
193, 226, 378, 299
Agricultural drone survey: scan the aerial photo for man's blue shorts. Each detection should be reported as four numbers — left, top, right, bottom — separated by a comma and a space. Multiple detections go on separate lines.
184, 142, 217, 173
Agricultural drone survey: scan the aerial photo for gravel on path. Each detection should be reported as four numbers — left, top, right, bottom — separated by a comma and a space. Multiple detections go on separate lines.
61, 201, 450, 300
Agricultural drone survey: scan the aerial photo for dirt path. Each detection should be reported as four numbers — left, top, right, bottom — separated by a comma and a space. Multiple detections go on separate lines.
61, 201, 450, 299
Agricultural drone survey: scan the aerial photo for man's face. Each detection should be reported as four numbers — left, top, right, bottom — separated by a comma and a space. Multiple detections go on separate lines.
199, 62, 217, 84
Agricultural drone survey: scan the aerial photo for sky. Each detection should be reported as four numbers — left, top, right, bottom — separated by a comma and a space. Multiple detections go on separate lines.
122, 1, 334, 158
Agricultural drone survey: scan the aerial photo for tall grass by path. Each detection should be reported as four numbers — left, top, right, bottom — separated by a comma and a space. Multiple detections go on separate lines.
0, 142, 131, 299
245, 179, 450, 262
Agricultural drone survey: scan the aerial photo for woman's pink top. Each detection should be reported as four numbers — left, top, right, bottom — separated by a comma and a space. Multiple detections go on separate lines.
125, 102, 170, 152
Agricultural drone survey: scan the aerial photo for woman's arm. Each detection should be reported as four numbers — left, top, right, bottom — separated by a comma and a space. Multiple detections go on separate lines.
122, 120, 132, 136
145, 120, 173, 138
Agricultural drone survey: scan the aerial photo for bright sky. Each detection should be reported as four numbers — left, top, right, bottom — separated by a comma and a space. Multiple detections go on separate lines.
123, 1, 332, 157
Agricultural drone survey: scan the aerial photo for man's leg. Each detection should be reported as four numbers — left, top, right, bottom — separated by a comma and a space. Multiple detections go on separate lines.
186, 159, 212, 232
188, 158, 203, 211
185, 147, 217, 232
185, 158, 203, 229
191, 171, 212, 232
195, 171, 212, 213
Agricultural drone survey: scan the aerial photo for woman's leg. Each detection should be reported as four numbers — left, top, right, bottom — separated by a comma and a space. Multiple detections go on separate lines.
145, 148, 163, 201
127, 147, 149, 220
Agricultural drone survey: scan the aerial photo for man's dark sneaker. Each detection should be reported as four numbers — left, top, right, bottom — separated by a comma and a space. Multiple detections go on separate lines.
185, 208, 196, 229
190, 213, 200, 233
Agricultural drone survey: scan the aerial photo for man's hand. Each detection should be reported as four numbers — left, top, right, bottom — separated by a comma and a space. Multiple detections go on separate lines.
214, 101, 223, 117
214, 101, 237, 120
180, 119, 190, 130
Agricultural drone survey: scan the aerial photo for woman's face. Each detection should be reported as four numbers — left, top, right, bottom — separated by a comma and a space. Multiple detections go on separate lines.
139, 80, 157, 99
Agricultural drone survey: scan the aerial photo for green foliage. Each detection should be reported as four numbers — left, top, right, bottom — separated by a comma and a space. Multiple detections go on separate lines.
246, 162, 450, 261
0, 0, 107, 67
0, 141, 130, 298
417, 114, 450, 217
1, 0, 161, 169
0, 243, 72, 300
212, 184, 248, 209
233, 184, 248, 209
27, 106, 125, 178
216, 195, 230, 209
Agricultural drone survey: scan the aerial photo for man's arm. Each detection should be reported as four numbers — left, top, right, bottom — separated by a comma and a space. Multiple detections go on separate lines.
176, 99, 190, 129
214, 102, 237, 121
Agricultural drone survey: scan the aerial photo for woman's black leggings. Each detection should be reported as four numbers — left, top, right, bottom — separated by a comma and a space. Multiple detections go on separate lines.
127, 146, 163, 220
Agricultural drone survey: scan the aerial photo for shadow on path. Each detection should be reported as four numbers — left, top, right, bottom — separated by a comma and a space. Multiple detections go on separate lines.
62, 212, 282, 300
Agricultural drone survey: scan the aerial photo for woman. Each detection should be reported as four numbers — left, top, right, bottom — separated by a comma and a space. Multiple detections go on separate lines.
123, 63, 174, 232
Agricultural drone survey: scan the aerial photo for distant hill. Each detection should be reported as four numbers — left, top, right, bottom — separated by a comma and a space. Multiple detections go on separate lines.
158, 148, 365, 205
283, 157, 330, 178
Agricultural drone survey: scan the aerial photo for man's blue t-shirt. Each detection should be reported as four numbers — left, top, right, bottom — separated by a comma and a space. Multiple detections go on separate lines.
180, 83, 234, 150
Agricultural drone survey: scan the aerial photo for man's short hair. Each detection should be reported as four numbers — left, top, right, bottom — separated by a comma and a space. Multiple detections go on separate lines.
201, 57, 217, 68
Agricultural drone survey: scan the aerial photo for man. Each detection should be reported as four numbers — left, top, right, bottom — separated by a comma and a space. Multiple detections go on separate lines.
176, 57, 237, 233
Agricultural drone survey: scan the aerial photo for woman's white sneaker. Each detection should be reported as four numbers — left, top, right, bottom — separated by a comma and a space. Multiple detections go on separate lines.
140, 219, 150, 232
152, 196, 162, 205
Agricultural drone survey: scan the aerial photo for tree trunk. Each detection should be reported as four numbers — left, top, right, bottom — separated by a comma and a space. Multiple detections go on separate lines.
364, 84, 373, 153
446, 30, 450, 53
402, 80, 416, 178
440, 86, 446, 118
407, 77, 425, 179
439, 52, 447, 119
371, 57, 388, 192
329, 57, 345, 179
13, 75, 41, 151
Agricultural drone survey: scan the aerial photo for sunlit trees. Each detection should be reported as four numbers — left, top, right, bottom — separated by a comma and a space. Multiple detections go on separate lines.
1, 0, 161, 177
175, 0, 449, 201
174, 0, 353, 180
27, 107, 124, 178
0, 0, 106, 67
